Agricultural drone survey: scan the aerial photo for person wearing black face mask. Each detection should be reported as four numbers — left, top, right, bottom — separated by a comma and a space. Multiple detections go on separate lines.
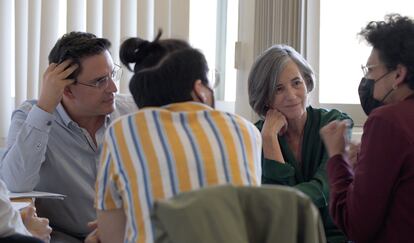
358, 68, 395, 115
320, 14, 414, 243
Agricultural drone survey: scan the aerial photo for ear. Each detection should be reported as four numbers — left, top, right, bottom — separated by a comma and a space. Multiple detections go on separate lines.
394, 64, 408, 86
192, 79, 207, 103
63, 86, 75, 99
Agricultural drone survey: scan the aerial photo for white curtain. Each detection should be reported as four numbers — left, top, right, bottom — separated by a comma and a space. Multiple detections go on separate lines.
253, 0, 303, 56
235, 0, 306, 121
0, 0, 13, 143
0, 0, 191, 145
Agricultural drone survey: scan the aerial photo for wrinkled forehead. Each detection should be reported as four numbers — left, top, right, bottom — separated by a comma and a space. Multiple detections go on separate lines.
77, 51, 114, 80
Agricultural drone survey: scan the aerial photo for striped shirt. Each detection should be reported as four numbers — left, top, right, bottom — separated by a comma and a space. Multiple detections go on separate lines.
96, 101, 262, 243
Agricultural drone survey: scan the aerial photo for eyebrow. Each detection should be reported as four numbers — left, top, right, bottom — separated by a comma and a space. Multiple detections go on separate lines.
85, 72, 110, 84
276, 76, 302, 86
291, 77, 304, 83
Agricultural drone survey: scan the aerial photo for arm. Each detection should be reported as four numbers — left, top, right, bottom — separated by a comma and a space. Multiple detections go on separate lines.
257, 111, 296, 185
346, 142, 361, 167
261, 147, 330, 208
21, 206, 52, 243
0, 180, 30, 237
0, 105, 54, 192
95, 138, 125, 243
263, 112, 352, 208
97, 209, 126, 243
0, 61, 77, 192
323, 117, 404, 241
261, 109, 287, 162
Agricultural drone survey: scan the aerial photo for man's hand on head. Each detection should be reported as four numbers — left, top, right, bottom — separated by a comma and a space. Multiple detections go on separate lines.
37, 60, 78, 113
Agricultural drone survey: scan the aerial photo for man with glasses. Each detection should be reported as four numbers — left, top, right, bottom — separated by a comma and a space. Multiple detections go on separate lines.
0, 32, 136, 242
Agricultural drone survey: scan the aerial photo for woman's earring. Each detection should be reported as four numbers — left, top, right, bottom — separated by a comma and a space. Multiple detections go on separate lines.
392, 84, 399, 90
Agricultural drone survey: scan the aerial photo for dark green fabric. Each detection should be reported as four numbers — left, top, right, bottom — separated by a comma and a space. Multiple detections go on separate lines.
152, 185, 327, 243
256, 106, 352, 243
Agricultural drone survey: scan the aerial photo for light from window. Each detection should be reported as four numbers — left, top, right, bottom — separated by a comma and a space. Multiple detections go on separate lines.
189, 0, 238, 102
189, 1, 217, 88
319, 0, 414, 104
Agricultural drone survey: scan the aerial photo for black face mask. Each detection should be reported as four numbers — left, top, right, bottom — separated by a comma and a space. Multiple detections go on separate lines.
358, 77, 383, 115
358, 71, 394, 115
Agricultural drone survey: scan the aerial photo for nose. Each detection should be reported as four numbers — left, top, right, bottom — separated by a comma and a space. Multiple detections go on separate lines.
284, 86, 296, 100
105, 78, 118, 93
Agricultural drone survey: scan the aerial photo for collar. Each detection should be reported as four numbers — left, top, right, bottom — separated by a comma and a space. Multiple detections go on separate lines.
404, 92, 414, 100
56, 102, 111, 127
146, 101, 213, 113
56, 103, 73, 127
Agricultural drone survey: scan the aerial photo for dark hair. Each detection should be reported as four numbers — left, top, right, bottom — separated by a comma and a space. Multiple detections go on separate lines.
359, 14, 414, 89
120, 31, 209, 108
48, 31, 111, 79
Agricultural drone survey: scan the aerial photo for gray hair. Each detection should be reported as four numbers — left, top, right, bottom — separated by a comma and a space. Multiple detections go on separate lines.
248, 44, 315, 118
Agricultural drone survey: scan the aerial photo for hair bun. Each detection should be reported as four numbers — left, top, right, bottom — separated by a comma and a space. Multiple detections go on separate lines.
120, 38, 150, 71
120, 30, 165, 72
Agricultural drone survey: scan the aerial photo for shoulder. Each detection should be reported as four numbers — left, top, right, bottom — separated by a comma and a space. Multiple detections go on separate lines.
209, 110, 257, 128
15, 100, 38, 113
307, 106, 353, 126
112, 94, 138, 118
109, 108, 147, 127
367, 100, 414, 135
370, 98, 412, 121
227, 112, 260, 130
11, 100, 38, 119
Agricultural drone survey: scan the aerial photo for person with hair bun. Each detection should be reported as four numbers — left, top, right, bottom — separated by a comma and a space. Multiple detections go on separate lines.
94, 31, 262, 243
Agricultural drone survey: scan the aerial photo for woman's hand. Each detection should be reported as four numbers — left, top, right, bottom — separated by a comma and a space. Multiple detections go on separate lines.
346, 142, 361, 167
261, 109, 287, 163
261, 108, 288, 138
21, 206, 52, 243
320, 120, 350, 158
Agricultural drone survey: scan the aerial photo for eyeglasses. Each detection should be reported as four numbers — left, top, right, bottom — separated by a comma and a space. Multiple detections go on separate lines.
76, 64, 122, 89
361, 64, 381, 77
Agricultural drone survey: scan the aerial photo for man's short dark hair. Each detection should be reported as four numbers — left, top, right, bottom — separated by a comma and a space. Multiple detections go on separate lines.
48, 31, 111, 79
359, 14, 414, 89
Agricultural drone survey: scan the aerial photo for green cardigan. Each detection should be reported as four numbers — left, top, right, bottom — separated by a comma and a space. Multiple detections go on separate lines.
256, 106, 352, 243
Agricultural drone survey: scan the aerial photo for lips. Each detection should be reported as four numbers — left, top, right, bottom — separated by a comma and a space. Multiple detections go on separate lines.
103, 95, 115, 103
284, 103, 300, 108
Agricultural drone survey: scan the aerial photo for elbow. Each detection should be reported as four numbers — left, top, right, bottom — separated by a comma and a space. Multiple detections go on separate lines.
8, 183, 35, 193
1, 171, 36, 192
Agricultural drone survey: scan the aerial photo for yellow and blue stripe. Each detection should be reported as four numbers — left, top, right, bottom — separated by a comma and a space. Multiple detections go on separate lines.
96, 102, 262, 243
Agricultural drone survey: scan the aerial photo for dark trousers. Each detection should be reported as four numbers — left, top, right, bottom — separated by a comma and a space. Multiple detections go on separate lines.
0, 234, 44, 243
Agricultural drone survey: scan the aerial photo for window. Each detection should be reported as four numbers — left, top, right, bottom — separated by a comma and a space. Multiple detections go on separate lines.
189, 0, 239, 106
317, 0, 414, 125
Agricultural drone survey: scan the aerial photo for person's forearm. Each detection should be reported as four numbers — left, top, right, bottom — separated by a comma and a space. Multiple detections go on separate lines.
262, 135, 285, 163
1, 107, 52, 192
0, 181, 31, 237
98, 209, 126, 243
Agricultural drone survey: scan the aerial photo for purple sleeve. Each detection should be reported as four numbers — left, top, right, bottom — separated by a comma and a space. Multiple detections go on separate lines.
327, 115, 407, 242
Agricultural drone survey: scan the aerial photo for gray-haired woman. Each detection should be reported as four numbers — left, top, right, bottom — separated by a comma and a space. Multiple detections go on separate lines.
248, 44, 351, 243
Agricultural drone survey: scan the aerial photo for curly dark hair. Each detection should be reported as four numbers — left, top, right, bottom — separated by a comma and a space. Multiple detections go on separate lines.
359, 14, 414, 89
